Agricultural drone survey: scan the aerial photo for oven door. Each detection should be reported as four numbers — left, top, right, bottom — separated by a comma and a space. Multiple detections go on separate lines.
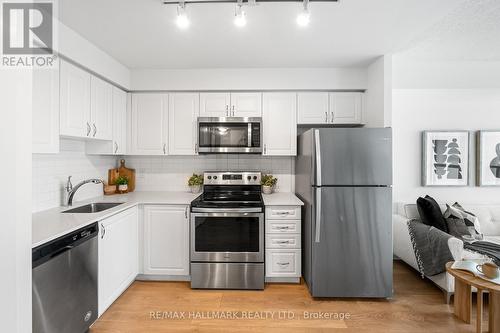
191, 211, 264, 263
198, 117, 262, 153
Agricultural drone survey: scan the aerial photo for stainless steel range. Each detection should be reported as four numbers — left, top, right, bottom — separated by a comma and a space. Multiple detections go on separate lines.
190, 171, 264, 290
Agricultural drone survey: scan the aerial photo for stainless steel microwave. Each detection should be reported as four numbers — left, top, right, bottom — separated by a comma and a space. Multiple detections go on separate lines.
197, 117, 262, 154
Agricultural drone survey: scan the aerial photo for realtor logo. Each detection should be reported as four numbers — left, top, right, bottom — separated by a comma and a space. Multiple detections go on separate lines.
1, 1, 56, 68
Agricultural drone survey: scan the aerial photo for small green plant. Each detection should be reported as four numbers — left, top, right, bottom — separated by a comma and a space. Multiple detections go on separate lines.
188, 174, 203, 186
261, 174, 277, 187
115, 176, 129, 186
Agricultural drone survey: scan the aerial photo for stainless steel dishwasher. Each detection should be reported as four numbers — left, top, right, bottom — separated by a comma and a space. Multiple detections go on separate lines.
32, 222, 98, 333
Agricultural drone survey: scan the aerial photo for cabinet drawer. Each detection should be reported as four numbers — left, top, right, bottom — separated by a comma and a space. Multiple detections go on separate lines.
266, 206, 301, 220
265, 234, 301, 249
266, 220, 301, 234
266, 249, 301, 277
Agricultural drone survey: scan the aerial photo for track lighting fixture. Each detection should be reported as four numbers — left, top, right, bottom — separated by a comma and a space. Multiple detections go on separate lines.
297, 0, 310, 27
176, 1, 190, 29
234, 0, 247, 28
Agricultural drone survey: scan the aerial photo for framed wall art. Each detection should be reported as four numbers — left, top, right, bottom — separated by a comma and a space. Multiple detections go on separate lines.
477, 130, 500, 186
422, 131, 470, 187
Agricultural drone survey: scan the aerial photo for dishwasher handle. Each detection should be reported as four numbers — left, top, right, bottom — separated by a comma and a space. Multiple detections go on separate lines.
32, 222, 98, 269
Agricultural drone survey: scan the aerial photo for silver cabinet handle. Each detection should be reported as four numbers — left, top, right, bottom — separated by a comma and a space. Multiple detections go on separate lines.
331, 112, 334, 123
275, 226, 290, 230
86, 122, 91, 136
101, 223, 106, 239
114, 142, 118, 154
232, 105, 235, 116
225, 105, 229, 116
92, 123, 97, 137
276, 240, 290, 244
263, 144, 267, 155
325, 111, 328, 123
163, 143, 167, 154
185, 207, 188, 219
277, 262, 290, 266
276, 211, 290, 215
195, 143, 198, 154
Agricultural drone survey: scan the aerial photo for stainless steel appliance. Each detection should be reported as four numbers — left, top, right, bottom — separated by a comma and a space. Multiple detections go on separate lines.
296, 128, 393, 298
190, 172, 264, 289
32, 223, 98, 333
197, 117, 262, 154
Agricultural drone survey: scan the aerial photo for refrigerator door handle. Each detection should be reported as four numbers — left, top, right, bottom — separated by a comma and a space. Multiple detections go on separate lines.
315, 187, 321, 243
314, 129, 321, 186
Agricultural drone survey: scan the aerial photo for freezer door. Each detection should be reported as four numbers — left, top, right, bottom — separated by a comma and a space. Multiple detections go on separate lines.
311, 186, 392, 298
315, 128, 392, 186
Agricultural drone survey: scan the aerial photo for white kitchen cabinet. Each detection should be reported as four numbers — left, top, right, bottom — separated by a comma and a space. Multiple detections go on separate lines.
90, 76, 113, 140
229, 92, 262, 117
32, 66, 59, 153
98, 207, 139, 316
200, 93, 230, 117
129, 93, 169, 155
59, 60, 91, 138
330, 92, 363, 124
262, 93, 297, 156
297, 92, 329, 124
168, 93, 200, 155
266, 249, 301, 278
143, 205, 190, 276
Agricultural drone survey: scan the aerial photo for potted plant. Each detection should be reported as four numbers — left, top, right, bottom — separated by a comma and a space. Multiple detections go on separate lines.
115, 176, 129, 193
261, 174, 277, 194
188, 174, 203, 194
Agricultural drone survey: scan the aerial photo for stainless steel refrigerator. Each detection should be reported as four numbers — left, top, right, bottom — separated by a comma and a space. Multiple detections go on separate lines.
296, 128, 393, 298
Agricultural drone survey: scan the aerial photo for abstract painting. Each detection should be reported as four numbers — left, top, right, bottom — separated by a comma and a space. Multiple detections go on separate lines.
422, 131, 470, 186
477, 130, 500, 186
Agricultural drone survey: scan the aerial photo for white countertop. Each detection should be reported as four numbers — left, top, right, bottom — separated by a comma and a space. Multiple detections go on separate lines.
32, 191, 201, 248
32, 191, 303, 248
262, 192, 304, 206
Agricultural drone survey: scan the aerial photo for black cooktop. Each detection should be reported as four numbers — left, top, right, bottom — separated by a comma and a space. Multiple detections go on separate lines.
191, 185, 263, 209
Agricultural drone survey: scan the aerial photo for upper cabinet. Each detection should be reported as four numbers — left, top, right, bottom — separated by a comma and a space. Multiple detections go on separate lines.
200, 92, 262, 117
297, 92, 364, 125
112, 87, 127, 155
129, 93, 169, 155
33, 65, 59, 154
90, 76, 113, 140
168, 93, 200, 155
60, 60, 91, 138
330, 92, 362, 124
297, 92, 329, 124
200, 93, 230, 117
262, 93, 297, 156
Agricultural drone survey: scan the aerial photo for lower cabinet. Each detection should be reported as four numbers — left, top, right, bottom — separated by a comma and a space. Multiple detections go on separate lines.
265, 205, 302, 282
143, 205, 190, 276
98, 207, 139, 316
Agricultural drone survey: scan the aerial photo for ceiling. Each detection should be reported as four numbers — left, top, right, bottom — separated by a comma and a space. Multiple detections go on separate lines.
59, 0, 464, 69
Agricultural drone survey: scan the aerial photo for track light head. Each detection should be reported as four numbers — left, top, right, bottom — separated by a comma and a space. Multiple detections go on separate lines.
176, 2, 190, 29
234, 4, 247, 27
297, 0, 310, 27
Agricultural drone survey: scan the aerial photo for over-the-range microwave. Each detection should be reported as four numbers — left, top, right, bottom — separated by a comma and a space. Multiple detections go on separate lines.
197, 117, 262, 154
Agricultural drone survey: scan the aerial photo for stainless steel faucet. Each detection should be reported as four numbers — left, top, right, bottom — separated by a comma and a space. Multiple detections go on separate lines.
65, 176, 104, 206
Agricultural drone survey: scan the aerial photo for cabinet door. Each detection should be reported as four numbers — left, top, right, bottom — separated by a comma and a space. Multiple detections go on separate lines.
168, 93, 199, 155
143, 205, 190, 276
112, 87, 127, 154
230, 92, 262, 117
33, 66, 59, 153
262, 93, 297, 156
130, 93, 168, 155
330, 92, 362, 124
297, 92, 329, 124
200, 93, 230, 117
90, 76, 113, 140
59, 60, 91, 138
98, 207, 139, 316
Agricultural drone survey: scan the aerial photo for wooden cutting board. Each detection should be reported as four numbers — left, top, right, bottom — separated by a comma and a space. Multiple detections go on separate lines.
108, 159, 136, 192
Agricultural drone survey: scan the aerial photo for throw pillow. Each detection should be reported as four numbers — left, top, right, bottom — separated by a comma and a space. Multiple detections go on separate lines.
416, 195, 448, 233
452, 202, 482, 236
443, 204, 474, 239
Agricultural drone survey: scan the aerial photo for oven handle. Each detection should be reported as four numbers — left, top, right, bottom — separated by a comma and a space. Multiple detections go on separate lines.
191, 207, 263, 213
191, 211, 264, 218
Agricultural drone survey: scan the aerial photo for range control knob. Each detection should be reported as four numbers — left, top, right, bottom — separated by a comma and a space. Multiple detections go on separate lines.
213, 176, 218, 180
253, 176, 258, 180
247, 176, 252, 180
207, 176, 212, 180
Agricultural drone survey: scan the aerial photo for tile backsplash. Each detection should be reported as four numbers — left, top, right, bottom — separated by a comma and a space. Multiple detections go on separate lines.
33, 141, 294, 212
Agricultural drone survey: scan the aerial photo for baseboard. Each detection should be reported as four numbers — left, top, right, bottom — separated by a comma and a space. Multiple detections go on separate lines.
136, 274, 191, 281
265, 277, 300, 283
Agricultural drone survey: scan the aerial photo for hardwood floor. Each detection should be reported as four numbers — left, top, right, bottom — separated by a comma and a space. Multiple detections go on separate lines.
91, 261, 488, 332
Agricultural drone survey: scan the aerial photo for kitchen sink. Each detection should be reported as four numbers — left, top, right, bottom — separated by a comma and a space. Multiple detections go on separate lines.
62, 202, 124, 214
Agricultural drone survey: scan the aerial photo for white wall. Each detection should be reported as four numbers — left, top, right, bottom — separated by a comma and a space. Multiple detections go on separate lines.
365, 55, 392, 127
0, 70, 32, 333
131, 67, 367, 91
32, 140, 117, 212
393, 89, 500, 205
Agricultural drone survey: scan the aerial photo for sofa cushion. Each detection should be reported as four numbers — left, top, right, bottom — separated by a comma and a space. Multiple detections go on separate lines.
453, 202, 482, 235
417, 196, 449, 233
444, 204, 476, 239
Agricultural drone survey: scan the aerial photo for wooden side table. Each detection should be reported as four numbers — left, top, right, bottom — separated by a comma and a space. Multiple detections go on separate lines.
446, 262, 500, 333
